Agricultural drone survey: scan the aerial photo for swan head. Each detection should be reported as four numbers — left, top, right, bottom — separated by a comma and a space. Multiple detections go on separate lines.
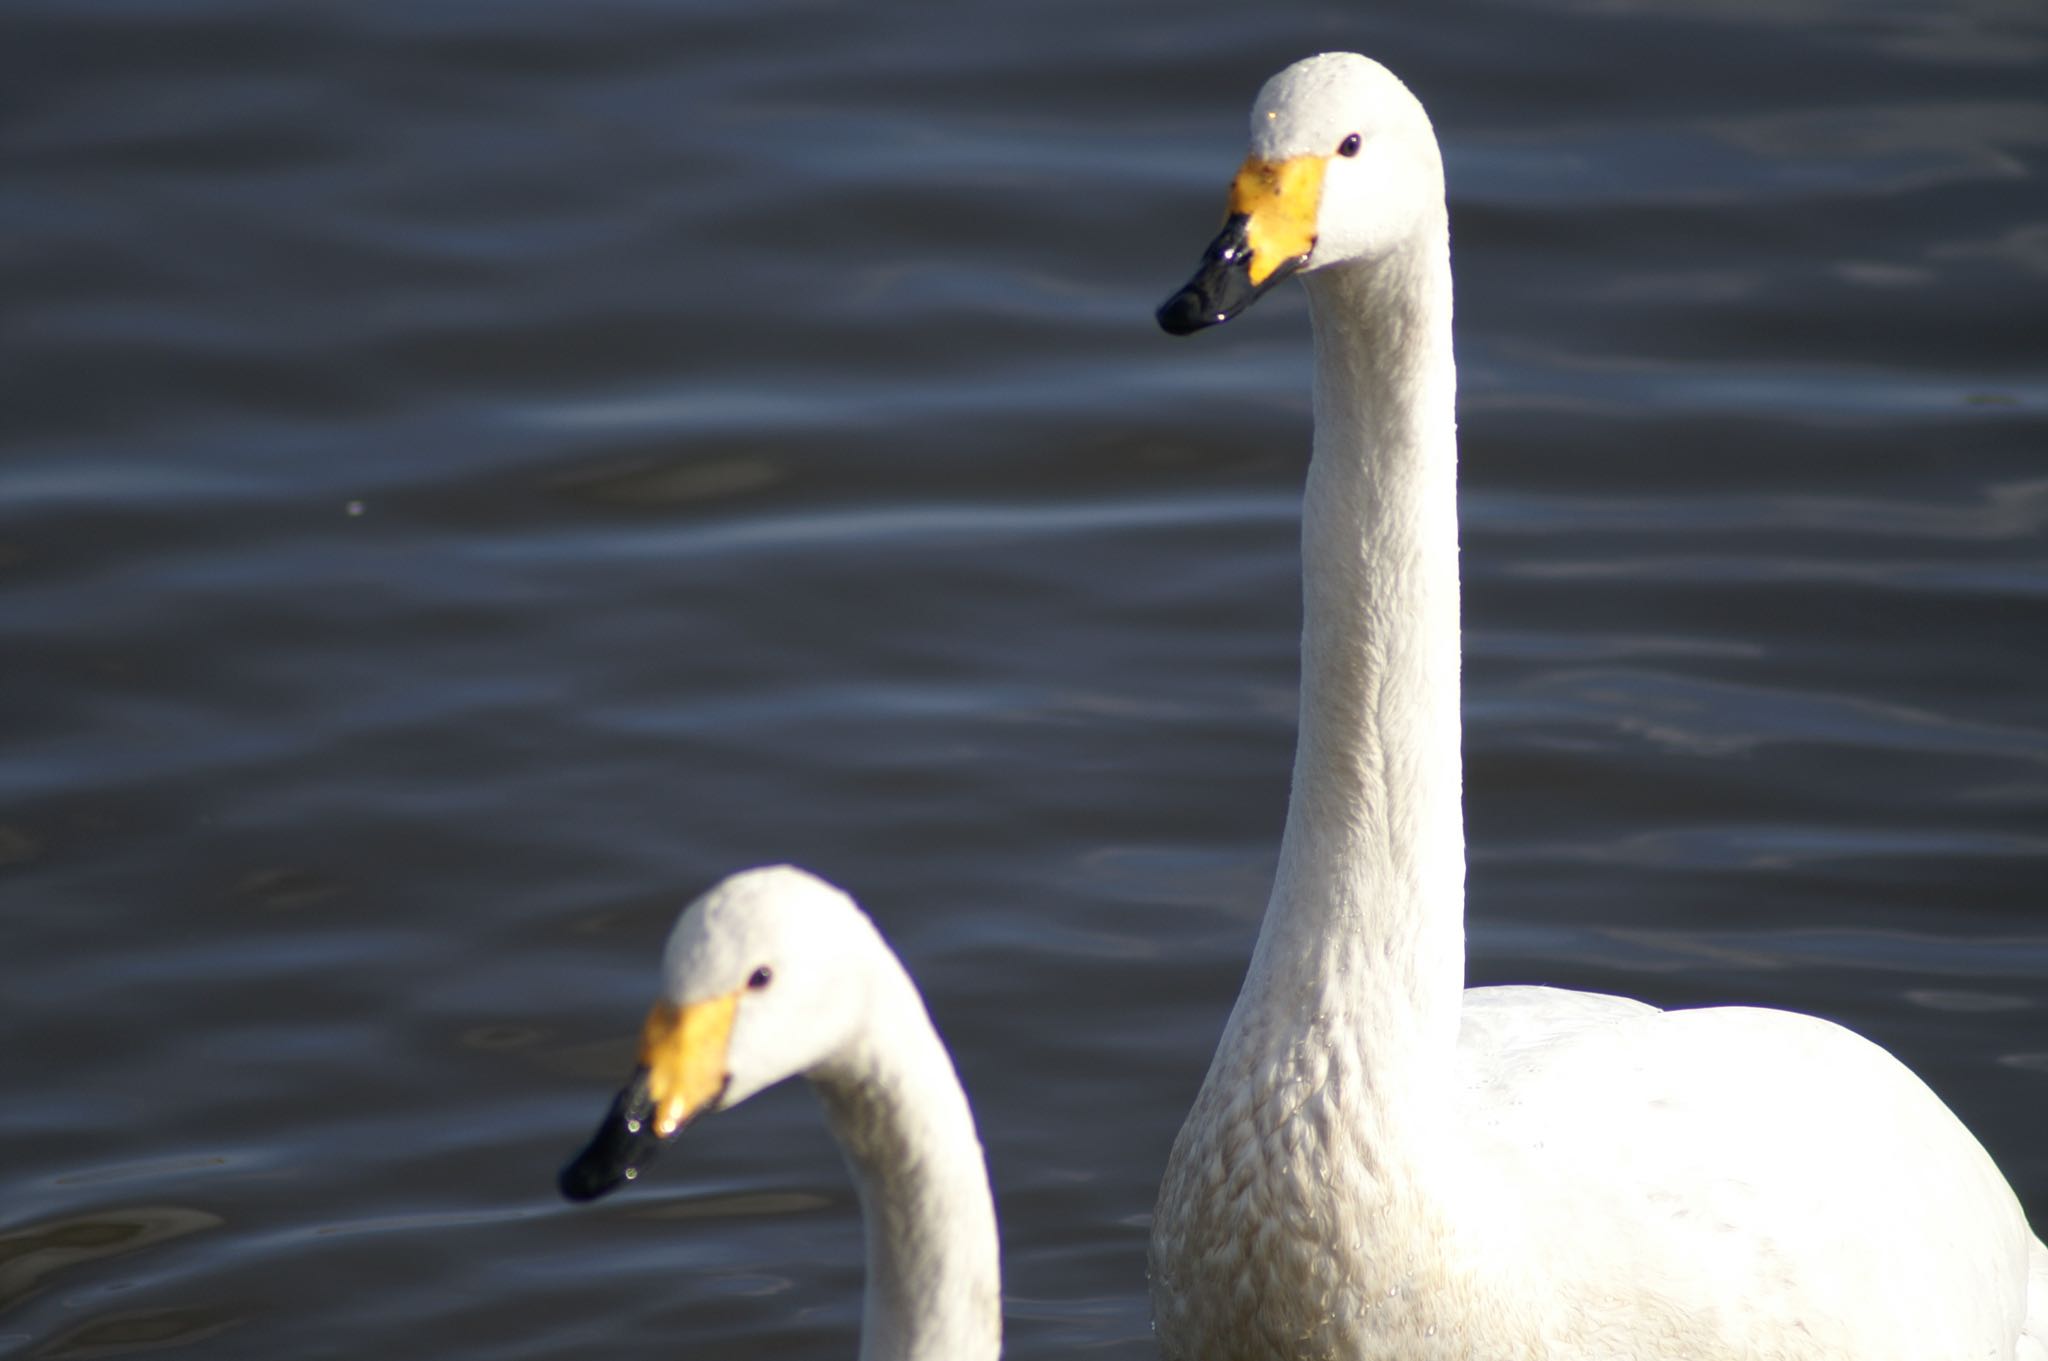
558, 865, 888, 1202
1157, 52, 1444, 334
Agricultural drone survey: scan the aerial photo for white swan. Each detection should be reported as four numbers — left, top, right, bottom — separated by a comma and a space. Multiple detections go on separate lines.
1149, 52, 2046, 1360
558, 866, 1000, 1361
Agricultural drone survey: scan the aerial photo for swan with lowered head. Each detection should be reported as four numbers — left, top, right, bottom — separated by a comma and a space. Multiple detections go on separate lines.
558, 866, 1000, 1361
1149, 52, 2046, 1360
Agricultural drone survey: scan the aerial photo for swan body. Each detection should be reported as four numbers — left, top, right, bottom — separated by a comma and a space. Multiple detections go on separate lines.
1149, 52, 2045, 1360
559, 866, 1000, 1361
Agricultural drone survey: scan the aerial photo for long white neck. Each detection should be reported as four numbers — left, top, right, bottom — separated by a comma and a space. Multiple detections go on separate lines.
1226, 212, 1465, 1123
813, 969, 1002, 1361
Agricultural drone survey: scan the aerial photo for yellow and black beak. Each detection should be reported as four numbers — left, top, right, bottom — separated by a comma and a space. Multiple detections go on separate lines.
558, 990, 739, 1202
1157, 154, 1327, 335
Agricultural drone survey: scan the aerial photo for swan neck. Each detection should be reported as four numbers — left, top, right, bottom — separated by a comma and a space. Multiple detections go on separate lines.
813, 971, 1001, 1361
1256, 220, 1465, 1085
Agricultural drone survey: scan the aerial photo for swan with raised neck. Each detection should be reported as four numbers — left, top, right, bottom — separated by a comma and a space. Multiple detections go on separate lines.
559, 866, 1001, 1361
1148, 51, 2044, 1360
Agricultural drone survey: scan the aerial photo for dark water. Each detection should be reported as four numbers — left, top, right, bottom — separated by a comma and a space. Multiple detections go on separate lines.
6, 0, 2047, 1356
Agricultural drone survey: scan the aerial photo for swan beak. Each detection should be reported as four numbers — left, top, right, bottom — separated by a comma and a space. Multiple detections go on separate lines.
557, 991, 739, 1203
1157, 154, 1325, 335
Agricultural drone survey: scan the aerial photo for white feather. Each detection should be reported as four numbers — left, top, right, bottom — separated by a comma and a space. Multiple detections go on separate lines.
1147, 52, 2045, 1361
633, 867, 999, 1361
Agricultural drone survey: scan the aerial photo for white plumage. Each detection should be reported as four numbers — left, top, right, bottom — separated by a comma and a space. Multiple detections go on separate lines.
560, 867, 1000, 1361
1147, 52, 2046, 1360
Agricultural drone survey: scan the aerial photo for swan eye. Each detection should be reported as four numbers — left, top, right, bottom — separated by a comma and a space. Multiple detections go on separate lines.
1337, 133, 1361, 157
747, 966, 773, 990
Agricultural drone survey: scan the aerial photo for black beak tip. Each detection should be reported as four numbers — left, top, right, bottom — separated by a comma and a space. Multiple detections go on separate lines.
1156, 215, 1295, 336
558, 1074, 670, 1205
558, 1148, 627, 1203
1156, 287, 1219, 337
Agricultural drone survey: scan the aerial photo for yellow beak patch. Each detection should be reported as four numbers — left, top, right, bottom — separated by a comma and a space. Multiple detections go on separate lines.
639, 991, 739, 1136
1226, 154, 1326, 286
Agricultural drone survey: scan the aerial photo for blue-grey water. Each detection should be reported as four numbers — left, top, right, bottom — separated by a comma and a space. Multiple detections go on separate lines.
5, 1, 2047, 1357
